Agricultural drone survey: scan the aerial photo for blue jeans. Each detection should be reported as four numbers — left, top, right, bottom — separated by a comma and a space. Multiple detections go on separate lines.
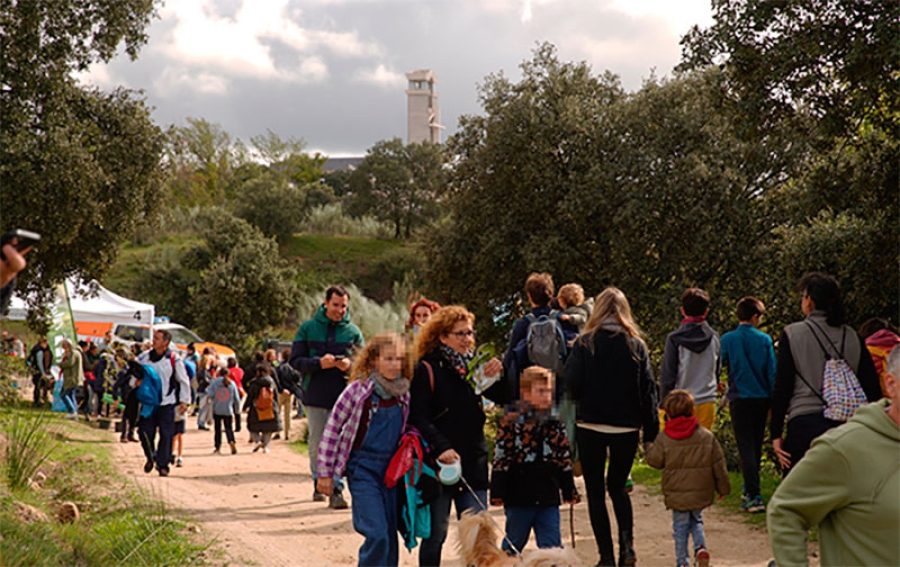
307, 406, 344, 492
197, 391, 212, 428
503, 506, 561, 553
672, 509, 706, 567
419, 484, 487, 566
61, 387, 78, 414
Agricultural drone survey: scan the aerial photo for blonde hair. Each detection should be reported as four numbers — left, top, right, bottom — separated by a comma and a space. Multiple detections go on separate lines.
349, 332, 411, 382
264, 349, 277, 362
414, 305, 474, 360
558, 283, 585, 307
579, 287, 644, 353
520, 366, 554, 394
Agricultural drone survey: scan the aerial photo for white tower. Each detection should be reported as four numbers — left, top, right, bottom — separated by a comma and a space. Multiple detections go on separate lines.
406, 69, 443, 144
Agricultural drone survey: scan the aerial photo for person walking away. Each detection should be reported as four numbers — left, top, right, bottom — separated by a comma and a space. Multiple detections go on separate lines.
208, 367, 242, 454
563, 287, 658, 567
137, 329, 191, 477
659, 288, 721, 431
646, 390, 731, 567
244, 363, 281, 453
770, 273, 880, 474
317, 333, 412, 567
490, 366, 578, 553
195, 350, 215, 430
557, 282, 594, 340
27, 337, 53, 407
58, 339, 84, 419
290, 285, 365, 509
767, 347, 900, 567
276, 348, 303, 440
112, 348, 139, 442
502, 272, 561, 396
171, 403, 186, 467
719, 297, 776, 513
409, 305, 509, 567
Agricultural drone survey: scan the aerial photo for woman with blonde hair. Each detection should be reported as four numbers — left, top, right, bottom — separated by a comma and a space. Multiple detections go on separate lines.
409, 306, 508, 566
316, 332, 412, 566
564, 287, 659, 567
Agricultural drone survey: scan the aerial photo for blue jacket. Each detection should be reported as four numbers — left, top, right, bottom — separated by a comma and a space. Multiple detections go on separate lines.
720, 324, 776, 400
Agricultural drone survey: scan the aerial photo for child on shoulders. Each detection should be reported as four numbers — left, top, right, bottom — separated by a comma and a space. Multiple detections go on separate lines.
647, 390, 730, 567
557, 283, 593, 341
490, 366, 578, 553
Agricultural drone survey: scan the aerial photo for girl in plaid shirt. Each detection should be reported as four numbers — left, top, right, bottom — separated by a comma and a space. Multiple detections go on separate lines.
316, 333, 412, 567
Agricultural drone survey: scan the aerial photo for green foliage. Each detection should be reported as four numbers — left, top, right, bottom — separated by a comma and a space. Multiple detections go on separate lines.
293, 284, 408, 340
0, 354, 28, 405
233, 175, 307, 243
680, 0, 900, 138
303, 203, 393, 239
1, 410, 60, 491
345, 138, 445, 238
164, 117, 247, 206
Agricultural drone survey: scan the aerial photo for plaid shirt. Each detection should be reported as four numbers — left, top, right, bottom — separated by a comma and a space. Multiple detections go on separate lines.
317, 379, 410, 479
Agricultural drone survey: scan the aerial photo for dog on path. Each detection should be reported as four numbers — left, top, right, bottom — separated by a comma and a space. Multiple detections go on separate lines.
457, 510, 577, 567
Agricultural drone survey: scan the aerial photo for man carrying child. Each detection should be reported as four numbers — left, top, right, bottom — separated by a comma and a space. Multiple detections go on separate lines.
647, 390, 731, 567
490, 366, 578, 553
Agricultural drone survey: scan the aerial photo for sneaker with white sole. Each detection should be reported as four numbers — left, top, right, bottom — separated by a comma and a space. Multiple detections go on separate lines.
175, 456, 183, 467
741, 494, 766, 513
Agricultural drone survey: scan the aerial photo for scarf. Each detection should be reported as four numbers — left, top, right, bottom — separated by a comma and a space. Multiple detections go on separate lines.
681, 315, 707, 326
370, 371, 410, 399
664, 415, 698, 440
439, 344, 474, 382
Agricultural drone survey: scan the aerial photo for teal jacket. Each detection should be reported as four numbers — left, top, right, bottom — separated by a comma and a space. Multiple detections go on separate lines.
767, 399, 899, 566
289, 304, 364, 408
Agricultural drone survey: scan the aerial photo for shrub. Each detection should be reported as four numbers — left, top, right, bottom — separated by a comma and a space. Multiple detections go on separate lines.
305, 203, 393, 239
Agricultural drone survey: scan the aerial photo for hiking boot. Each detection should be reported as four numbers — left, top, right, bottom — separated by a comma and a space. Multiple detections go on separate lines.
695, 546, 710, 567
143, 460, 154, 474
741, 495, 765, 514
158, 468, 169, 477
313, 490, 327, 502
618, 530, 636, 566
329, 489, 349, 510
229, 442, 237, 455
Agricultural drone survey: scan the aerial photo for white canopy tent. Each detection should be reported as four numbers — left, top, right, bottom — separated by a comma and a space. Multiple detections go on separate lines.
6, 279, 154, 326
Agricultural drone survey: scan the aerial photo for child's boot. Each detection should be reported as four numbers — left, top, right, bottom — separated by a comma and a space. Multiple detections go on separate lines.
618, 530, 636, 566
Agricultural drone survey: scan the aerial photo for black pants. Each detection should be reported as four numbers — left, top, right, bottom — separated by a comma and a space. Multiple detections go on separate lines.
577, 427, 639, 561
729, 398, 770, 498
214, 415, 236, 449
783, 412, 841, 475
121, 391, 139, 439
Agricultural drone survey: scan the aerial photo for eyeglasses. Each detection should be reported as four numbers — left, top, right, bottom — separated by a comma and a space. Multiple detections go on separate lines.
447, 330, 476, 339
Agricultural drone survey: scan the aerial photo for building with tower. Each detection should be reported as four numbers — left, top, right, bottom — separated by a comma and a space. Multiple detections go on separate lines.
406, 69, 443, 144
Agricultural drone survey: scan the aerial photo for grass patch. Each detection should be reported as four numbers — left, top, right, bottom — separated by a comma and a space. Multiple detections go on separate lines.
0, 407, 211, 566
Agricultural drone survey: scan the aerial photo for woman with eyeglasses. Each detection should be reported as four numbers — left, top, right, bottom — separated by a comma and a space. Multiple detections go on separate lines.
770, 272, 881, 475
409, 305, 510, 566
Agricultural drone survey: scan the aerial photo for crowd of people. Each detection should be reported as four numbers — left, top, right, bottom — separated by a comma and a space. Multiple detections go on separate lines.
11, 271, 899, 567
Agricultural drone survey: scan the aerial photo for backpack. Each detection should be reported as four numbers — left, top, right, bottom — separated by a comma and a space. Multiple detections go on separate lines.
516, 311, 568, 379
801, 322, 868, 422
255, 382, 275, 421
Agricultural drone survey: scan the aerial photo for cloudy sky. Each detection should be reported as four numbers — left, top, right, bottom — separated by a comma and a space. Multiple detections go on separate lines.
82, 0, 714, 156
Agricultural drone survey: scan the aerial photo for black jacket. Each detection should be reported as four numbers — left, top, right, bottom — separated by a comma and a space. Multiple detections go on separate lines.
564, 329, 659, 443
409, 350, 511, 490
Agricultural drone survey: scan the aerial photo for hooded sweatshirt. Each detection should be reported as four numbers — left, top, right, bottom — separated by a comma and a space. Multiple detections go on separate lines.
59, 345, 85, 390
768, 399, 899, 567
660, 320, 721, 406
289, 304, 364, 408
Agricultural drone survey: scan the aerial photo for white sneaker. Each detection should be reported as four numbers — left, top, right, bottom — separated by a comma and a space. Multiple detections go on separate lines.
263, 447, 270, 454
175, 456, 183, 467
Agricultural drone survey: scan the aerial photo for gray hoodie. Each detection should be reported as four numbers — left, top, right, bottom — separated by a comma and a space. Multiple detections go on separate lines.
207, 377, 241, 417
660, 321, 721, 406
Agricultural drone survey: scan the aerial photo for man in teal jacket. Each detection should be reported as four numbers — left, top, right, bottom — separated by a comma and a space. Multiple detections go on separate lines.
767, 348, 899, 566
290, 285, 364, 509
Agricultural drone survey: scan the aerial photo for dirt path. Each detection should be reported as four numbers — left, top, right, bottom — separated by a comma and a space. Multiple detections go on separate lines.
112, 415, 777, 567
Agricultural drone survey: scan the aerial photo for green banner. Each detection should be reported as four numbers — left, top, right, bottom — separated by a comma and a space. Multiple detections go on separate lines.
48, 281, 77, 412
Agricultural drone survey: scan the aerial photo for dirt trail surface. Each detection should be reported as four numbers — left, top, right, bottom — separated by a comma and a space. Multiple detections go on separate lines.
113, 416, 777, 567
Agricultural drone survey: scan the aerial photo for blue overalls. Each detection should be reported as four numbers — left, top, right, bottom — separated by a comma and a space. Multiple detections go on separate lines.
346, 393, 404, 567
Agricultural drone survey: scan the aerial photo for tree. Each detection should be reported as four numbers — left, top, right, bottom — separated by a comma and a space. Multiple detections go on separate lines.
1, 0, 165, 310
346, 138, 444, 238
680, 0, 899, 138
164, 118, 246, 206
233, 175, 307, 243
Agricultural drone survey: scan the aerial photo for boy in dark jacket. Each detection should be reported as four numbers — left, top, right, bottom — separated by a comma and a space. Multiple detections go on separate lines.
491, 366, 578, 553
647, 390, 730, 567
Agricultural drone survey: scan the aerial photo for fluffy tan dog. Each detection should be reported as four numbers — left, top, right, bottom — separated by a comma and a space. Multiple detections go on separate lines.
457, 510, 577, 567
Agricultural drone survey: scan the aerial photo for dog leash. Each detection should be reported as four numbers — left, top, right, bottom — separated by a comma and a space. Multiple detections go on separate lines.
569, 502, 575, 548
458, 474, 524, 558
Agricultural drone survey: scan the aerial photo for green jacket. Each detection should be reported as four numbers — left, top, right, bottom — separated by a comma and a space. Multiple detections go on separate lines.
767, 399, 899, 567
58, 346, 84, 390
